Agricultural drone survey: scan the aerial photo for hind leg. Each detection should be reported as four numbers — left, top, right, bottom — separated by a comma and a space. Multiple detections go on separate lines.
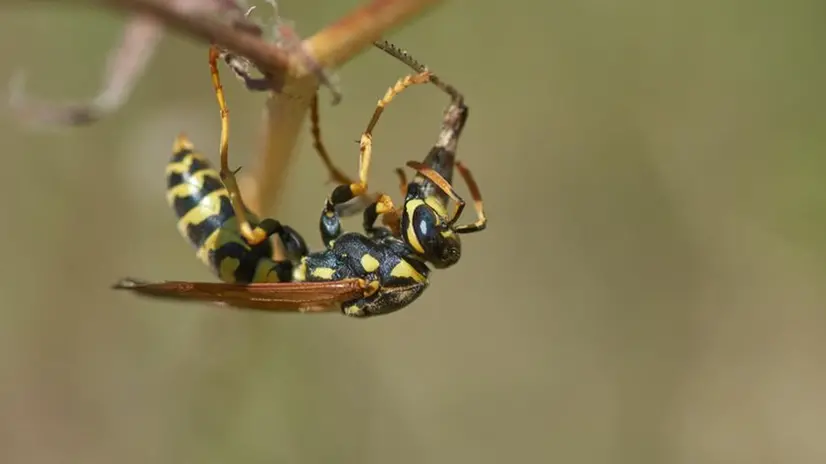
318, 72, 432, 243
208, 45, 274, 246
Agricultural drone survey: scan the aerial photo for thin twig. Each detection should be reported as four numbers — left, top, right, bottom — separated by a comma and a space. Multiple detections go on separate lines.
17, 0, 294, 74
98, 0, 445, 80
10, 0, 275, 126
306, 0, 443, 69
12, 12, 164, 126
101, 0, 298, 76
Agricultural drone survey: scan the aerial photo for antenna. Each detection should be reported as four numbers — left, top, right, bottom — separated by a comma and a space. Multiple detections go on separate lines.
373, 40, 463, 104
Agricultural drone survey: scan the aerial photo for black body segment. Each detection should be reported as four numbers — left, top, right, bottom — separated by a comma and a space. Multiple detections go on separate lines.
156, 135, 434, 317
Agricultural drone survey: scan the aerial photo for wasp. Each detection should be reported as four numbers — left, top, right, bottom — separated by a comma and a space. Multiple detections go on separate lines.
113, 42, 487, 317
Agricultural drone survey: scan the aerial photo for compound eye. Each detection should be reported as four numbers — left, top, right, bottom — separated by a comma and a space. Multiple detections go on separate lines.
409, 207, 460, 267
413, 207, 439, 245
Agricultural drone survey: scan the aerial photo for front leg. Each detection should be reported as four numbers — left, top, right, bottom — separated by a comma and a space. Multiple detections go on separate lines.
258, 219, 309, 262
319, 196, 344, 249
221, 51, 273, 91
318, 133, 375, 247
361, 194, 397, 239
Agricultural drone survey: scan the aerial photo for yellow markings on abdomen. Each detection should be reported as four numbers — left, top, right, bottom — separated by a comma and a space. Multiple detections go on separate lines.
253, 259, 283, 283
218, 256, 241, 283
166, 170, 224, 206
194, 215, 250, 267
167, 135, 263, 279
166, 151, 210, 176
176, 190, 226, 237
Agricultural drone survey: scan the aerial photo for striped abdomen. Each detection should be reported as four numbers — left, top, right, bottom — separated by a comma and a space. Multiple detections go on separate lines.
165, 134, 281, 284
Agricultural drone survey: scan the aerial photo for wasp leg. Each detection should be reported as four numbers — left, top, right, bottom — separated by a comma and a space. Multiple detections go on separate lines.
373, 168, 407, 237
208, 45, 271, 246
452, 161, 488, 234
258, 218, 309, 262
319, 196, 342, 248
221, 51, 272, 91
311, 94, 381, 220
318, 132, 375, 248
319, 189, 395, 245
361, 194, 397, 239
355, 71, 431, 194
215, 2, 276, 92
318, 71, 430, 247
394, 168, 409, 197
324, 71, 432, 211
310, 94, 355, 186
383, 167, 408, 235
380, 212, 401, 237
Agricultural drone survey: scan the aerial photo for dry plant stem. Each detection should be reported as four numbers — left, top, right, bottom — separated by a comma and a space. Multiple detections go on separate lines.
18, 0, 291, 74
99, 0, 297, 76
12, 14, 166, 126
306, 0, 444, 69
240, 77, 316, 229
235, 0, 446, 216
11, 0, 259, 126
95, 0, 445, 79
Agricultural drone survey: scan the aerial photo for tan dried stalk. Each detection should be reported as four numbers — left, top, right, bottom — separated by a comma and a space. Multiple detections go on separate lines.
14, 0, 444, 259
247, 0, 444, 216
93, 0, 444, 218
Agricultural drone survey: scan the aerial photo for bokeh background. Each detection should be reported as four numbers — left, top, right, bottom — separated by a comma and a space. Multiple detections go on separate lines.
3, 0, 826, 463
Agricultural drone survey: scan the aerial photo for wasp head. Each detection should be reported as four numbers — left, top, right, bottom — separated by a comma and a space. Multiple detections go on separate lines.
399, 160, 486, 269
401, 184, 463, 269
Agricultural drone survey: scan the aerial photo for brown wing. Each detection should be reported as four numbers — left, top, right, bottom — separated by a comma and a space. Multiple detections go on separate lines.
112, 278, 366, 313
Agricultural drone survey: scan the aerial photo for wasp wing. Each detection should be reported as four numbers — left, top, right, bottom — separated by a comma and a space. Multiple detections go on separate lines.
112, 278, 366, 313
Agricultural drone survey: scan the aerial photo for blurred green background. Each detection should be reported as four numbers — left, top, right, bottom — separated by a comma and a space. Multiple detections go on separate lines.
3, 0, 826, 463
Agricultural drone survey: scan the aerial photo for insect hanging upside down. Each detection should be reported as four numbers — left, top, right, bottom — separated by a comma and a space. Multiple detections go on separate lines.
113, 42, 487, 318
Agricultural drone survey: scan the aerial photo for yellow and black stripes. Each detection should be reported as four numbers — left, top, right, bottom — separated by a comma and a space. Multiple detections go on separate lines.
165, 135, 290, 284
